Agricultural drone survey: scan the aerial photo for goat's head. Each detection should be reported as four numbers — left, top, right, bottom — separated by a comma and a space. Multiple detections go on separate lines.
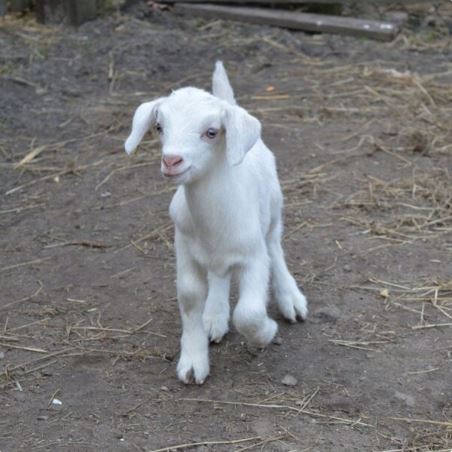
124, 62, 261, 184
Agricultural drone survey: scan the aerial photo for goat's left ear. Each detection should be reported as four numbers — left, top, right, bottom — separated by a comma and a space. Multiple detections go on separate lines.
124, 98, 164, 155
223, 104, 261, 166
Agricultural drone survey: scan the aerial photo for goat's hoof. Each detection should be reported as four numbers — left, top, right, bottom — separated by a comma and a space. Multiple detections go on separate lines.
294, 293, 308, 321
296, 312, 307, 322
177, 353, 209, 385
203, 314, 229, 344
278, 290, 308, 323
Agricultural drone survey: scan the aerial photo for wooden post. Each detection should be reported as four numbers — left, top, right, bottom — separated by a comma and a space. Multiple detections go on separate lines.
35, 0, 97, 26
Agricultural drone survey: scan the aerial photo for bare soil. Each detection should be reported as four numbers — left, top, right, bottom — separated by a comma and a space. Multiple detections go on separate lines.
0, 2, 451, 451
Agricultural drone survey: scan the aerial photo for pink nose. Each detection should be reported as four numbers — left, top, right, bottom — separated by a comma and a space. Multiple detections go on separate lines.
162, 154, 183, 168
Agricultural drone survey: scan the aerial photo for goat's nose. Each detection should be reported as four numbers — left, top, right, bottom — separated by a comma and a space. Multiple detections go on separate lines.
162, 154, 183, 168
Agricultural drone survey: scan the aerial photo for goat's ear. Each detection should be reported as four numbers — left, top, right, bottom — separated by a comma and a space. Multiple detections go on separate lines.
212, 61, 236, 105
124, 98, 164, 155
223, 104, 261, 166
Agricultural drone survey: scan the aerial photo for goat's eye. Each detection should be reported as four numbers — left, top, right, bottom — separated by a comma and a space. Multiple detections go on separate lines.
155, 123, 163, 134
204, 128, 218, 140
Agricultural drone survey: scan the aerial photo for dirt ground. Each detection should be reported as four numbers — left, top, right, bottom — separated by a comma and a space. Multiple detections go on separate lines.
1, 2, 451, 451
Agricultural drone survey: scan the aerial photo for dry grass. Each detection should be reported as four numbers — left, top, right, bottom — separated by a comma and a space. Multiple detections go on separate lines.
343, 171, 451, 242
0, 313, 173, 387
351, 277, 452, 329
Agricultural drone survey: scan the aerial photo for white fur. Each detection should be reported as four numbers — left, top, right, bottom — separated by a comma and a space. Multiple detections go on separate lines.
125, 62, 308, 384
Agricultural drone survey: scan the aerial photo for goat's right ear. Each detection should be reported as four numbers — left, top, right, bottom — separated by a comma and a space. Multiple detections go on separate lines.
124, 98, 164, 155
223, 104, 261, 166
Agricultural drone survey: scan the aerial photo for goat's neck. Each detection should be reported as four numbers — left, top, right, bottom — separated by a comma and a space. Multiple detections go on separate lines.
184, 158, 237, 228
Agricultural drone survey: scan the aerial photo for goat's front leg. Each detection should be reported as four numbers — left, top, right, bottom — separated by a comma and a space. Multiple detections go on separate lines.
175, 236, 209, 384
203, 272, 231, 343
233, 251, 277, 346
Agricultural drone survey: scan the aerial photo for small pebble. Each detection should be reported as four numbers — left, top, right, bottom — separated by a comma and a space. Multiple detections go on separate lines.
37, 415, 48, 421
311, 307, 340, 324
13, 392, 26, 402
343, 264, 352, 272
272, 336, 283, 346
281, 374, 298, 387
160, 386, 169, 392
0, 351, 5, 360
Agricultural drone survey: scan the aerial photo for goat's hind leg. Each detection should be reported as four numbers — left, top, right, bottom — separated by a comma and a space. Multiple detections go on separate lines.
203, 272, 230, 343
267, 221, 308, 322
175, 235, 209, 384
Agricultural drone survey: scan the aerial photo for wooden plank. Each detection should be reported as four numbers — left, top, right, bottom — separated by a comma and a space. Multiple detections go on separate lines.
167, 0, 442, 3
174, 4, 399, 41
161, 0, 345, 4
163, 0, 434, 4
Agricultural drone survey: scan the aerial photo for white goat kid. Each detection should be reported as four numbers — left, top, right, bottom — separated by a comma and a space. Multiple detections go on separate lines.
125, 62, 308, 384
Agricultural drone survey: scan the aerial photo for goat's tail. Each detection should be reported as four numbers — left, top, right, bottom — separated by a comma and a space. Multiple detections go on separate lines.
212, 61, 237, 105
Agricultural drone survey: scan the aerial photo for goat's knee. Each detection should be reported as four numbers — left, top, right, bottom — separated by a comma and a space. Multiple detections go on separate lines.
203, 273, 230, 343
233, 302, 277, 346
234, 253, 276, 346
177, 273, 207, 313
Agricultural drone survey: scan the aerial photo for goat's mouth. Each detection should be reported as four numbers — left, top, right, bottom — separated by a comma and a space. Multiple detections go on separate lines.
162, 166, 191, 180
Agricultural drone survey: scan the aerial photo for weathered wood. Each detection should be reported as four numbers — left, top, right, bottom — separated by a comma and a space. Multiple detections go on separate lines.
163, 0, 434, 4
162, 0, 345, 4
35, 0, 97, 26
167, 0, 444, 3
175, 3, 399, 41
